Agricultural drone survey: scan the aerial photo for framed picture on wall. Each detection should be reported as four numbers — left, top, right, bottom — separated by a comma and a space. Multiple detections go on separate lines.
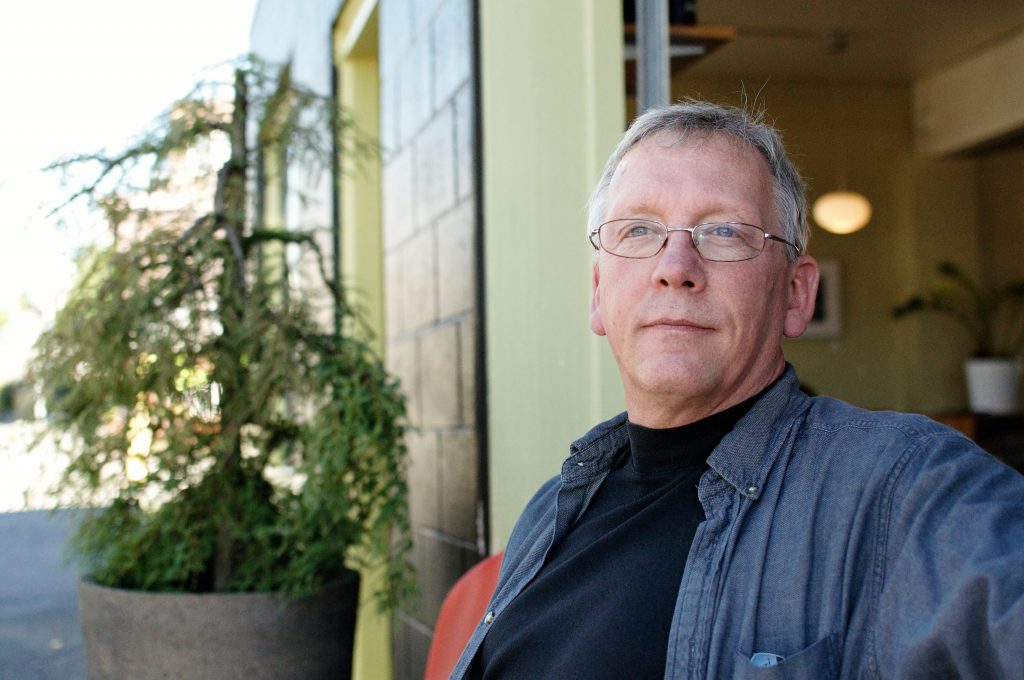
801, 259, 842, 339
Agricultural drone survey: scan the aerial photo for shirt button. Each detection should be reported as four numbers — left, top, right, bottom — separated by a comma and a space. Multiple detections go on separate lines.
746, 485, 759, 495
484, 611, 495, 624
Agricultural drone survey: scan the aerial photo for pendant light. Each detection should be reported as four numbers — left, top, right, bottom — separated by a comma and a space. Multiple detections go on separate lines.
813, 31, 872, 235
813, 190, 872, 234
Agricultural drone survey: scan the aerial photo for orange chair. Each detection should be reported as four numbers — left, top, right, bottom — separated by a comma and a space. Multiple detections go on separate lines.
423, 551, 504, 680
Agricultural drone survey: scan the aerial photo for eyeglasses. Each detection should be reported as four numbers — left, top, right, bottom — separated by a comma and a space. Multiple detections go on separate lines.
589, 219, 800, 262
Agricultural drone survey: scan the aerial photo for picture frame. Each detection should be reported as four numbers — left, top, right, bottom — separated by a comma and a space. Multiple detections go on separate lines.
801, 259, 842, 339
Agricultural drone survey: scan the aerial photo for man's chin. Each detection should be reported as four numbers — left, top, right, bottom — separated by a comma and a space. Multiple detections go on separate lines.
632, 364, 722, 404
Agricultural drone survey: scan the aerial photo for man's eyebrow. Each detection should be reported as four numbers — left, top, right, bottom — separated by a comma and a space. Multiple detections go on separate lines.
606, 198, 665, 218
610, 209, 660, 219
608, 205, 752, 224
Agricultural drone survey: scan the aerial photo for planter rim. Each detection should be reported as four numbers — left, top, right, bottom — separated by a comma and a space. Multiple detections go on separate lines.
78, 568, 359, 600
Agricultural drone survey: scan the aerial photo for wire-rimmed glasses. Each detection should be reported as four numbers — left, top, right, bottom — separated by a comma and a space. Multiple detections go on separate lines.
589, 219, 800, 262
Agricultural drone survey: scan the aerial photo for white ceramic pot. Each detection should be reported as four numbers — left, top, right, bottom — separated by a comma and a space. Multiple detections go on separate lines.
964, 357, 1022, 415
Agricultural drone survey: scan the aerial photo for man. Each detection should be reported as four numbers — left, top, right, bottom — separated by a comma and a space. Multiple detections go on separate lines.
452, 101, 1024, 679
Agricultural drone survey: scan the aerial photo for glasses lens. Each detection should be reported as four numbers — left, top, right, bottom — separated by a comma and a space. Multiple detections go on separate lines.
692, 223, 764, 262
599, 219, 666, 258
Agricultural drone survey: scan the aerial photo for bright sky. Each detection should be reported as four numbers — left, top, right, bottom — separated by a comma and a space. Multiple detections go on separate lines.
0, 0, 257, 383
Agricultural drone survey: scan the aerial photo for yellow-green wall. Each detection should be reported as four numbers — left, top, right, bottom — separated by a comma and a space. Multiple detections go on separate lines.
479, 0, 625, 548
335, 2, 384, 355
332, 3, 390, 679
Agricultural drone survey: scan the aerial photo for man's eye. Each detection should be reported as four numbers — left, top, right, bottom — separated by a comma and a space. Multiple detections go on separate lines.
626, 223, 653, 238
710, 224, 736, 238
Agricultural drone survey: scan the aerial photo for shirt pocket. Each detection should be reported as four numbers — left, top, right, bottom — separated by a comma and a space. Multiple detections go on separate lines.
732, 632, 841, 680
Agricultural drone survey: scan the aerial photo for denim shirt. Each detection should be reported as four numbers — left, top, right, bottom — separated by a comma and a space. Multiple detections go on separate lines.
450, 366, 1024, 679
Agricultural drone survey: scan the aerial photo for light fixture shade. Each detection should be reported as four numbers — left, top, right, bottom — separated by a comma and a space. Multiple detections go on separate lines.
812, 190, 872, 234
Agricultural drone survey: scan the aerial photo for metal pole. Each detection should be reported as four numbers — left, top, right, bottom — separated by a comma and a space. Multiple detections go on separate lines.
636, 0, 670, 112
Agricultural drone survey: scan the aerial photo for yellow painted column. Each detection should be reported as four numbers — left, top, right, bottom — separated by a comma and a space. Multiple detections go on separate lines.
479, 0, 626, 548
333, 3, 390, 679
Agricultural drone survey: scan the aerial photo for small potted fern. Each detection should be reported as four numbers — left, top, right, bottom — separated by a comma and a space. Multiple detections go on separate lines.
893, 261, 1024, 415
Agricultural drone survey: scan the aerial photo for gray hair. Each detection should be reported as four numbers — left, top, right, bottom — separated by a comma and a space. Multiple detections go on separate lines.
587, 99, 809, 261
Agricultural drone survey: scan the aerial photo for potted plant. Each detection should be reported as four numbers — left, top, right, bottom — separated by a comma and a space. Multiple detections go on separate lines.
31, 58, 412, 679
893, 260, 1024, 415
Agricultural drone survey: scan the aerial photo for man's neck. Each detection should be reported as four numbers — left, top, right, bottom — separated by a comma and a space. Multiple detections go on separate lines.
625, 364, 785, 429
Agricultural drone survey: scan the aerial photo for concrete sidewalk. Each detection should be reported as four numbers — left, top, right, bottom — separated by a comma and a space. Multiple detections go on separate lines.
0, 419, 86, 679
0, 509, 86, 680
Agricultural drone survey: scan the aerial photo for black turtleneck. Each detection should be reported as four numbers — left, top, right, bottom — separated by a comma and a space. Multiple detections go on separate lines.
469, 389, 768, 680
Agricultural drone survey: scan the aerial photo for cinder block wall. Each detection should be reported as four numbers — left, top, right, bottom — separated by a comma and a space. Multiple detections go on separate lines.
377, 0, 482, 676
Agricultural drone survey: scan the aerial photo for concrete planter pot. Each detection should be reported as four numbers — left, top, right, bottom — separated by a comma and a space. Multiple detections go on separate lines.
965, 357, 1022, 415
78, 570, 359, 680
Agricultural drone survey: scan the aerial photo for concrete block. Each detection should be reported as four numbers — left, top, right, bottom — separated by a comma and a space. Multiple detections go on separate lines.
382, 147, 416, 250
386, 337, 420, 427
420, 324, 459, 429
378, 0, 413, 78
436, 198, 475, 320
400, 228, 438, 331
459, 315, 476, 427
415, 105, 457, 229
379, 75, 399, 159
431, 0, 472, 107
440, 429, 478, 543
399, 613, 431, 680
384, 250, 404, 339
408, 531, 474, 628
396, 37, 432, 145
406, 430, 441, 530
390, 616, 413, 680
453, 83, 476, 201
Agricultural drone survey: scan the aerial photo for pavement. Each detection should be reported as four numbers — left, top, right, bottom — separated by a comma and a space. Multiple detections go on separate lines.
0, 419, 87, 680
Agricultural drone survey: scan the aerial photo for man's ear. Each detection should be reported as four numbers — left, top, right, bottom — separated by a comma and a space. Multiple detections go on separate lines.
783, 256, 820, 339
590, 261, 606, 336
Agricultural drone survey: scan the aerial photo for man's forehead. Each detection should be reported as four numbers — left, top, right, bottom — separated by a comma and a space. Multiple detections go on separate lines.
619, 129, 763, 171
604, 130, 776, 225
609, 131, 772, 194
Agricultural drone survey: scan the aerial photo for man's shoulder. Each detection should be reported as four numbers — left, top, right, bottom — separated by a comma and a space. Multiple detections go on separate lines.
798, 394, 995, 471
803, 394, 959, 438
525, 474, 560, 508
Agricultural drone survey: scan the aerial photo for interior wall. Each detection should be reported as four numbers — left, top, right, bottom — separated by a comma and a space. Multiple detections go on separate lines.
669, 74, 990, 413
976, 142, 1024, 379
902, 154, 981, 410
977, 143, 1024, 291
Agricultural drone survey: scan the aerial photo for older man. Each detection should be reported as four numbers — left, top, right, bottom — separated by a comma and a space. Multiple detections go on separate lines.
453, 101, 1024, 679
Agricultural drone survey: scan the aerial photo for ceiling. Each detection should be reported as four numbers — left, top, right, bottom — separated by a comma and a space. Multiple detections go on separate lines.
681, 0, 1024, 84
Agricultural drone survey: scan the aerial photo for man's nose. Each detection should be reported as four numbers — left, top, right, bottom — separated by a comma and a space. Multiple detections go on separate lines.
651, 230, 705, 289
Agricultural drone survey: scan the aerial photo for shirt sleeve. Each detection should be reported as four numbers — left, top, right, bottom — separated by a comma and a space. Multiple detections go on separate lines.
874, 429, 1024, 679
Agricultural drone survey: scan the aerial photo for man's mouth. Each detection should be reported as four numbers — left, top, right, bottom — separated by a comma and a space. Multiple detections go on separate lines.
645, 317, 713, 331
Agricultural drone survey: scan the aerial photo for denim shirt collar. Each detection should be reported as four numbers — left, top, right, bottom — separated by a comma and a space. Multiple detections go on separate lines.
563, 411, 629, 483
564, 364, 808, 495
708, 365, 808, 499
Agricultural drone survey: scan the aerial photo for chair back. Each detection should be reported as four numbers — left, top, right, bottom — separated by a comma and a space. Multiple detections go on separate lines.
422, 551, 503, 680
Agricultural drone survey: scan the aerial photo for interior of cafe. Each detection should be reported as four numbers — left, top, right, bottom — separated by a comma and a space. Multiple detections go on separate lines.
629, 1, 1024, 468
